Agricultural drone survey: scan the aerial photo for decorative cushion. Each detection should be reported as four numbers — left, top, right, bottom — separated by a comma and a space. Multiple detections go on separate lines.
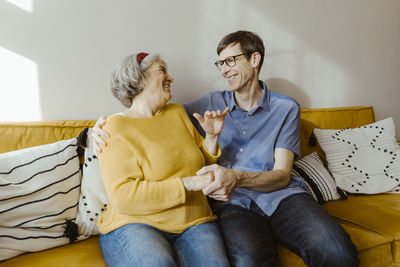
313, 118, 400, 194
0, 138, 84, 261
75, 128, 108, 236
292, 152, 343, 204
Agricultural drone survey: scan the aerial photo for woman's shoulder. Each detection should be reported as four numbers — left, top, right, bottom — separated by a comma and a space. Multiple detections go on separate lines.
103, 114, 132, 132
166, 103, 185, 111
164, 103, 192, 124
164, 103, 188, 116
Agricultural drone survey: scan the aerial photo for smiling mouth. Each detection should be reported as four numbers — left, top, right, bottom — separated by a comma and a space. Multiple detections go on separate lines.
227, 75, 236, 82
163, 84, 171, 90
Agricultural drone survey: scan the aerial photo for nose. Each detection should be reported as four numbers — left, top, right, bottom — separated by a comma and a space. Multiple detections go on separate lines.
167, 74, 174, 83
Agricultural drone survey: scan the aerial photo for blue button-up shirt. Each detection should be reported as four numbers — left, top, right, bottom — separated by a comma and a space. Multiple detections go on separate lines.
184, 81, 307, 216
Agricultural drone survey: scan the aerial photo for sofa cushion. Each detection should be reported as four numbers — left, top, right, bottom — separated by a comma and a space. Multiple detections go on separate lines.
323, 194, 400, 240
277, 213, 397, 267
0, 138, 84, 260
314, 118, 400, 194
76, 128, 108, 236
324, 193, 400, 265
0, 236, 105, 267
291, 152, 343, 203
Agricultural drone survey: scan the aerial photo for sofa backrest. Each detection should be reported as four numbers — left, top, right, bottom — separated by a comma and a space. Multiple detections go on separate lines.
0, 106, 376, 158
0, 120, 96, 153
299, 106, 375, 160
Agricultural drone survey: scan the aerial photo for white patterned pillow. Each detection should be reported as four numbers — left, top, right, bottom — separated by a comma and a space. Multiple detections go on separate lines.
75, 128, 108, 236
292, 152, 343, 204
313, 118, 400, 194
0, 138, 86, 261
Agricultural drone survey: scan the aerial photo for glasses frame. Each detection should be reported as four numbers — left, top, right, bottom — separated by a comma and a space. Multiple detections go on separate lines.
214, 53, 247, 71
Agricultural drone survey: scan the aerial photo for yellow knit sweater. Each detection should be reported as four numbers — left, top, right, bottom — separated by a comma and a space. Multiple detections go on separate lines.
97, 104, 219, 234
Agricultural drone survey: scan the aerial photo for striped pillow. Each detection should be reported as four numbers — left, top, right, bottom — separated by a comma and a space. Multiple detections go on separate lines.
292, 152, 343, 204
0, 138, 84, 261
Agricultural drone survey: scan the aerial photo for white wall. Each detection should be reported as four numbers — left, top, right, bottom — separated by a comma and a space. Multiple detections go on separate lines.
1, 0, 399, 138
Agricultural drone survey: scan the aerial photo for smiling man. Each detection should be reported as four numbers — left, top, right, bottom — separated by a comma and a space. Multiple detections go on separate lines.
184, 30, 359, 267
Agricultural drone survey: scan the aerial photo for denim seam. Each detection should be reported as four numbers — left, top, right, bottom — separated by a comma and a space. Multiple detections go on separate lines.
113, 230, 136, 266
173, 245, 185, 267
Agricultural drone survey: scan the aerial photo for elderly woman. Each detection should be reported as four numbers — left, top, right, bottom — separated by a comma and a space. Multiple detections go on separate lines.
97, 53, 230, 267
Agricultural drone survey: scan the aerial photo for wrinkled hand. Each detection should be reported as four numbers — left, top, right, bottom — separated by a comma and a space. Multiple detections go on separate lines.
197, 164, 238, 201
193, 107, 229, 136
92, 116, 109, 156
182, 172, 214, 191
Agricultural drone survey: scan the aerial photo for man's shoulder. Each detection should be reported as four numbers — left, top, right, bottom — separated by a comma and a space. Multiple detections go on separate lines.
269, 90, 300, 110
184, 91, 229, 112
189, 91, 228, 103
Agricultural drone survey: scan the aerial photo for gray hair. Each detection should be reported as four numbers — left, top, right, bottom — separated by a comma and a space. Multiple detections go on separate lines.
110, 53, 160, 108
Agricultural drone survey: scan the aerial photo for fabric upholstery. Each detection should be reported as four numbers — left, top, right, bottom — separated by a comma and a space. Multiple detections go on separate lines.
299, 106, 376, 160
0, 107, 399, 267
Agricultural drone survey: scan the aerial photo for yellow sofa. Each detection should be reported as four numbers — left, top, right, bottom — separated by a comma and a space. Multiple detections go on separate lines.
1, 106, 399, 267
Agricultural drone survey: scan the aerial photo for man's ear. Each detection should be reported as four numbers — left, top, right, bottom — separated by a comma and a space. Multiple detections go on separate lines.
250, 52, 261, 69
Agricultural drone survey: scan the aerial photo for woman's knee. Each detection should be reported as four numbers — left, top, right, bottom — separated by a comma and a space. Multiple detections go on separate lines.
100, 224, 178, 267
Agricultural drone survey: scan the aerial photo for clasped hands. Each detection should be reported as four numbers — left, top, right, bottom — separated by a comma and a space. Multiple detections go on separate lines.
183, 164, 238, 201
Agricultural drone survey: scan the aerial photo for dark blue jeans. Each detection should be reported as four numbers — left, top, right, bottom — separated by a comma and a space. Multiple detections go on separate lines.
100, 222, 230, 267
213, 193, 359, 267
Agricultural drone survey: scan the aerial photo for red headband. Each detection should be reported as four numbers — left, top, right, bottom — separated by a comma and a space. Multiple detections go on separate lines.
136, 53, 149, 65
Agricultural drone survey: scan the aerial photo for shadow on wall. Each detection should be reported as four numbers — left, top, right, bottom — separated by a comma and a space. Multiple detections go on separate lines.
1, 0, 399, 139
265, 78, 311, 109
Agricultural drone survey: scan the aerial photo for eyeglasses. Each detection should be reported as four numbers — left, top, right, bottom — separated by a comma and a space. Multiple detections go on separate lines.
214, 53, 247, 71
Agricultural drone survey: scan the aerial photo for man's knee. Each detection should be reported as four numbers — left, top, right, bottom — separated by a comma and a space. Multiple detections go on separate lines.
304, 235, 359, 267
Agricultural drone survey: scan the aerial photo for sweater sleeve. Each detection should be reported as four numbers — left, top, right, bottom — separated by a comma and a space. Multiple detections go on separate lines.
98, 134, 186, 216
199, 139, 221, 165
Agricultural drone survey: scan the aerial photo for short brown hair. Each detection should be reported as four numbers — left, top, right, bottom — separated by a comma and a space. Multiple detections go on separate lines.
217, 30, 265, 71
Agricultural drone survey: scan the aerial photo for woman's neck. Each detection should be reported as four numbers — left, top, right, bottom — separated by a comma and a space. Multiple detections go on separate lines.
124, 97, 163, 118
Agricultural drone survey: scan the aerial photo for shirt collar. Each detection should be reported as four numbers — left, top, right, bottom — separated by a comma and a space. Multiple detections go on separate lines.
228, 80, 270, 113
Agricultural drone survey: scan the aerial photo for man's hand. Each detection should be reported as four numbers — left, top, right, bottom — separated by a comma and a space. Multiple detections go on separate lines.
182, 173, 213, 191
92, 116, 109, 156
193, 107, 229, 136
196, 164, 238, 201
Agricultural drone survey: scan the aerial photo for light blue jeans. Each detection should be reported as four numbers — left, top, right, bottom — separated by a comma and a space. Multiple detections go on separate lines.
99, 222, 230, 267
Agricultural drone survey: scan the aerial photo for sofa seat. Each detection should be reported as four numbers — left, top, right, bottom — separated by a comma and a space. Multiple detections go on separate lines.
324, 194, 400, 266
0, 237, 105, 267
277, 219, 396, 267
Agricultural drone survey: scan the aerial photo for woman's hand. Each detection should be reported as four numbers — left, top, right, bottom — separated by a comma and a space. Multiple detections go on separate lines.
92, 116, 110, 156
182, 172, 213, 191
193, 107, 229, 137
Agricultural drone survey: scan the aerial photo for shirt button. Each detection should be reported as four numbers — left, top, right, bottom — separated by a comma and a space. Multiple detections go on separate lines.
249, 193, 253, 197
240, 148, 244, 152
242, 130, 246, 135
245, 114, 248, 118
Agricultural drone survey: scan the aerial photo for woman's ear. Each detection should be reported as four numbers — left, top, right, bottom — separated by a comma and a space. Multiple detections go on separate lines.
250, 52, 261, 69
